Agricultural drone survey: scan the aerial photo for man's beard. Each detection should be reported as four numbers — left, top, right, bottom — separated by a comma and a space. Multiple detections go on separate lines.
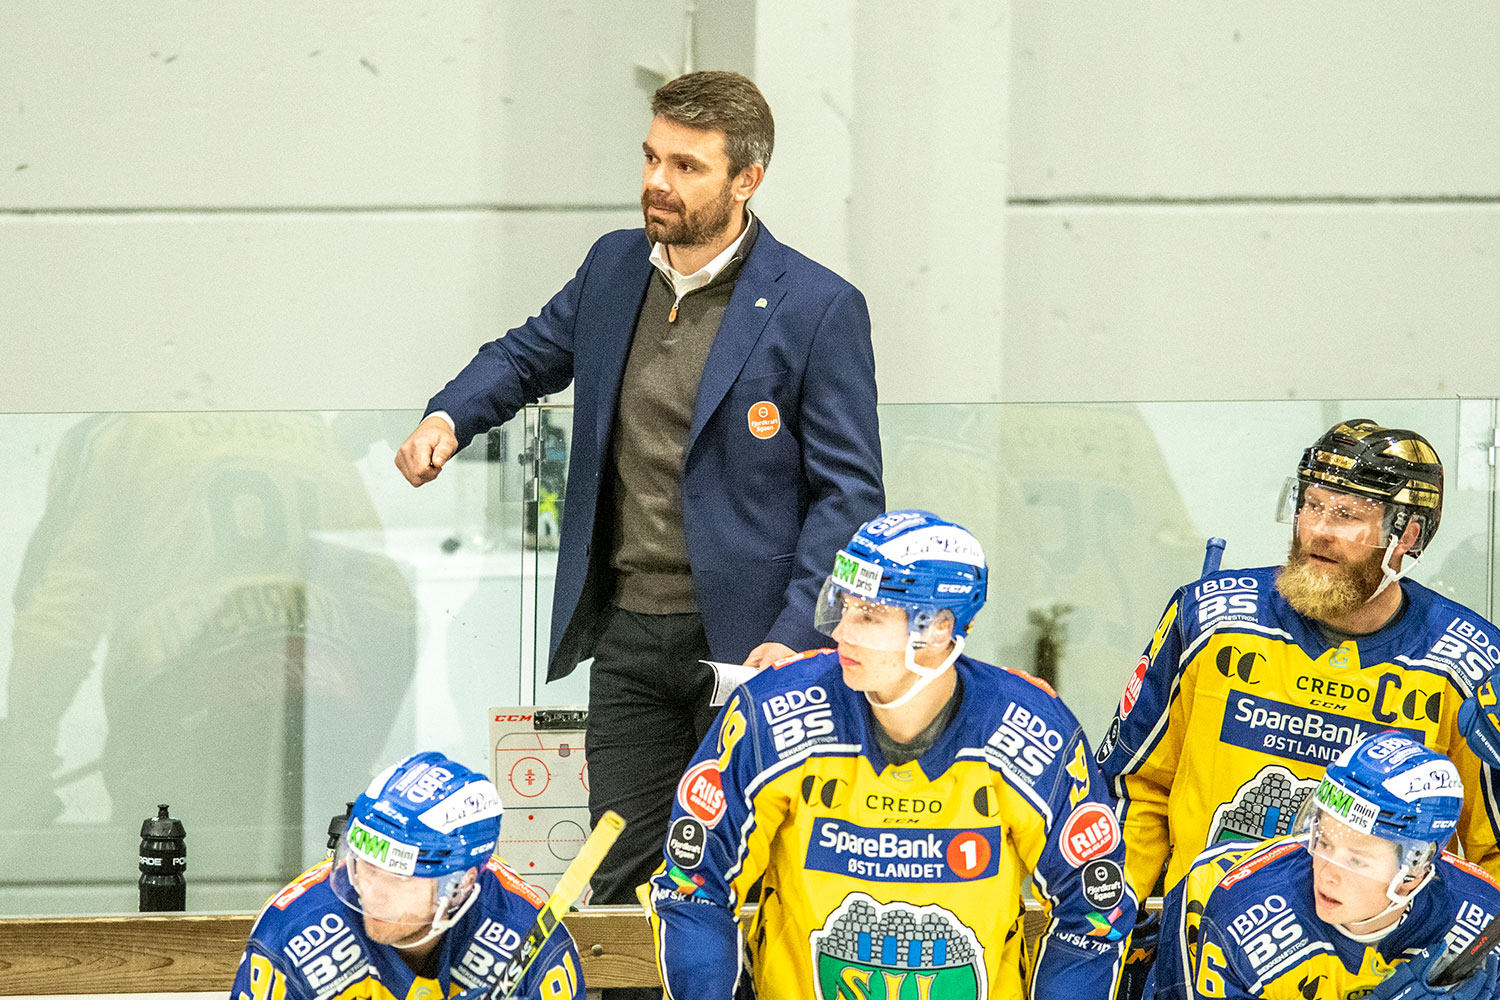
642, 178, 736, 248
1275, 536, 1387, 622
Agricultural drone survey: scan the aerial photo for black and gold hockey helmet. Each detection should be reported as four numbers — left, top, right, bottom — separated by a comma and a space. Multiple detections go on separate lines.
1295, 419, 1443, 556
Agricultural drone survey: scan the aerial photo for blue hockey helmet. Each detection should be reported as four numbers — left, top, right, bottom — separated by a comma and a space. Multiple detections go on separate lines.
1292, 732, 1461, 912
331, 752, 504, 946
815, 510, 988, 650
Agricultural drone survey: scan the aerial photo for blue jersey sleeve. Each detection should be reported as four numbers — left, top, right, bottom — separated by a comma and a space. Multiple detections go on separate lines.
232, 938, 309, 1000
645, 688, 783, 1000
1096, 584, 1196, 899
990, 673, 1137, 999
1190, 912, 1263, 1000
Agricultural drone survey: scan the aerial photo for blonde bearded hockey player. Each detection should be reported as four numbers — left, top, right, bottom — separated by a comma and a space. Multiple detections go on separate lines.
1098, 419, 1500, 996
643, 510, 1136, 999
1149, 733, 1500, 1000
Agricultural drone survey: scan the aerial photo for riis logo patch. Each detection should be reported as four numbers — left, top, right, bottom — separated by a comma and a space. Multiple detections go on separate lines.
677, 761, 727, 827
1059, 803, 1119, 868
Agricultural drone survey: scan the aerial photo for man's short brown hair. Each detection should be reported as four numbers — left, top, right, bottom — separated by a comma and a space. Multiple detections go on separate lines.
650, 71, 775, 177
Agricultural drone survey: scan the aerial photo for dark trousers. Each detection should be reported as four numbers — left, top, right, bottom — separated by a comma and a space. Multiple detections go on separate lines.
586, 607, 720, 1000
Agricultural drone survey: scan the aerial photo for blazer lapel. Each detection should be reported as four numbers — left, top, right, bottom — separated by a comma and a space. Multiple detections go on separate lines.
592, 237, 655, 454
685, 227, 789, 456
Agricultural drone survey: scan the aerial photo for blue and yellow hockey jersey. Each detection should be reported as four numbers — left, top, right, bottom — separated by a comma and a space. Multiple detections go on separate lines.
1097, 567, 1500, 897
231, 857, 583, 1000
1150, 836, 1500, 999
643, 649, 1137, 1000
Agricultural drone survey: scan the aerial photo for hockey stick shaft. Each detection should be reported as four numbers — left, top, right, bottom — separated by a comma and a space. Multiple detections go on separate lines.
1429, 912, 1500, 988
486, 809, 627, 1000
1201, 537, 1227, 578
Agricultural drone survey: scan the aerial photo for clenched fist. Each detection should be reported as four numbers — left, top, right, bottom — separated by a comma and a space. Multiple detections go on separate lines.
395, 414, 459, 486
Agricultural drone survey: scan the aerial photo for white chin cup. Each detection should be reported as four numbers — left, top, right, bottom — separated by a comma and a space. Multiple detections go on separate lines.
865, 635, 964, 711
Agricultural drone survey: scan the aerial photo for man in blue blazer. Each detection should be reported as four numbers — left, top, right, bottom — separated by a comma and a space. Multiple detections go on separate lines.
396, 72, 882, 973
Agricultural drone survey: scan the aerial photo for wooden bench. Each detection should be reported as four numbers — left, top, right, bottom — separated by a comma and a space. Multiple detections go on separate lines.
0, 902, 1159, 994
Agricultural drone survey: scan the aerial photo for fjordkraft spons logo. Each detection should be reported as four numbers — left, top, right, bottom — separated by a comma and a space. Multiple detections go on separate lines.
811, 893, 987, 1000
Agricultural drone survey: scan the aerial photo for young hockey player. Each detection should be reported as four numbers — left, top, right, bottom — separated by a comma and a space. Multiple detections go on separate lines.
1150, 732, 1500, 1000
642, 510, 1136, 999
232, 751, 584, 1000
1098, 419, 1500, 993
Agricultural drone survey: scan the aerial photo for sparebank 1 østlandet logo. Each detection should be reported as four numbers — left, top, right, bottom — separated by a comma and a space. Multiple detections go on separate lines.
1219, 693, 1423, 767
811, 893, 986, 1000
805, 821, 1000, 883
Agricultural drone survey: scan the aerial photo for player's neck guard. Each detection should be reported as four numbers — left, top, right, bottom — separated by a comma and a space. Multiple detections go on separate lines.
865, 635, 964, 712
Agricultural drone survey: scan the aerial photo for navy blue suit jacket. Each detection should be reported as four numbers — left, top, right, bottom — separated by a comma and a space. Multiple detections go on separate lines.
427, 223, 884, 680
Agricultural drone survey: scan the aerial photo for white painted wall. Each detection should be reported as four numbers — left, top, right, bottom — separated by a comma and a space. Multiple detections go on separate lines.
7, 2, 1497, 412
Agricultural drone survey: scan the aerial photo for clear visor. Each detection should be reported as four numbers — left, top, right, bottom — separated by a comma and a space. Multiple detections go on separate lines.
330, 834, 473, 940
1276, 479, 1392, 549
1290, 795, 1435, 891
814, 579, 914, 652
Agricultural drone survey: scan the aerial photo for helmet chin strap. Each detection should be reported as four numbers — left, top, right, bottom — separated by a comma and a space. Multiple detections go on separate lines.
1367, 534, 1419, 604
1336, 865, 1432, 942
865, 635, 965, 711
391, 877, 482, 952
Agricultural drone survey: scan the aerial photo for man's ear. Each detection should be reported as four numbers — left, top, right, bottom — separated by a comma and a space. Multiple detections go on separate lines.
1392, 517, 1422, 563
733, 163, 765, 203
924, 610, 956, 647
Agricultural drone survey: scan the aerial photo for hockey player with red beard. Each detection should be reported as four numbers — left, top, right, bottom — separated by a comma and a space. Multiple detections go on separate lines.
1097, 419, 1500, 998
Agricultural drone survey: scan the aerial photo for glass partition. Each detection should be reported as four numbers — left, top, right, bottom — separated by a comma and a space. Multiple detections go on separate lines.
1, 400, 1494, 915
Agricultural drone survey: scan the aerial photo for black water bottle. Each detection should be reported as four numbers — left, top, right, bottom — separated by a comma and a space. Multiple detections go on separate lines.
139, 804, 187, 911
326, 802, 354, 857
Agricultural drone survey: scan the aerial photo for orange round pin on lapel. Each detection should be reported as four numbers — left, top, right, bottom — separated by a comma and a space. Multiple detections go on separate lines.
748, 401, 780, 439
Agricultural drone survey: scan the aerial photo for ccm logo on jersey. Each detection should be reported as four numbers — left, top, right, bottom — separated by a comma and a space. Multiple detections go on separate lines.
1059, 803, 1120, 867
678, 761, 727, 827
1226, 894, 1308, 978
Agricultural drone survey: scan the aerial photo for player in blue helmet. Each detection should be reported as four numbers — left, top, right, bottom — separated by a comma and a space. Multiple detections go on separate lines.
1150, 732, 1500, 1000
645, 510, 1135, 999
813, 508, 987, 711
233, 752, 584, 1000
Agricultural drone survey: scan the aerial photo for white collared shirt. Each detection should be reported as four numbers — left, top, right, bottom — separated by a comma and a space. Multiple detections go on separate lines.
648, 210, 755, 302
432, 212, 755, 434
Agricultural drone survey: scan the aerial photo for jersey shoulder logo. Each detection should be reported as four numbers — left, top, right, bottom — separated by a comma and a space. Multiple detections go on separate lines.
810, 892, 986, 1000
1193, 575, 1262, 629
